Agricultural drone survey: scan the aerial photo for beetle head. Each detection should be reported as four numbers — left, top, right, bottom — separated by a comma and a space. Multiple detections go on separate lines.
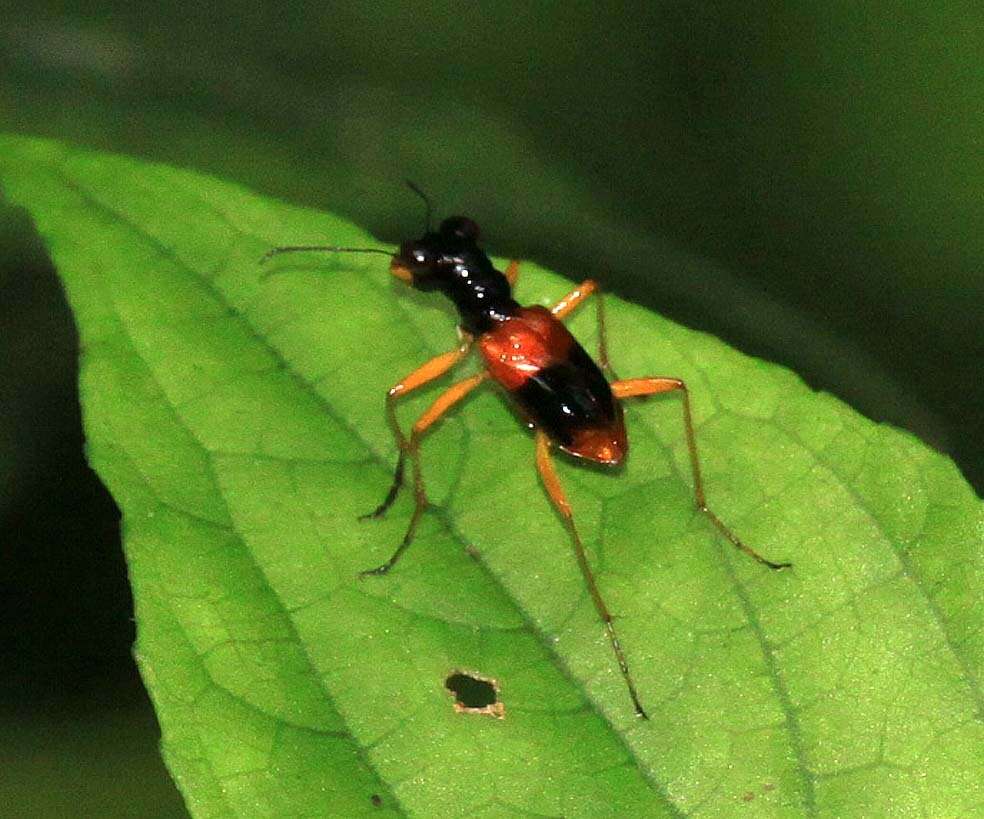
390, 217, 482, 290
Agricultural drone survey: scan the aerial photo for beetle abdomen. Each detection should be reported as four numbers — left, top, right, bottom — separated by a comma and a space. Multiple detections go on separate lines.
478, 306, 626, 464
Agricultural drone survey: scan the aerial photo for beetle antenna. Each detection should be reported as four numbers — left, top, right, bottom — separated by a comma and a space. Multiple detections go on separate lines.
405, 180, 433, 232
259, 245, 393, 279
260, 245, 392, 263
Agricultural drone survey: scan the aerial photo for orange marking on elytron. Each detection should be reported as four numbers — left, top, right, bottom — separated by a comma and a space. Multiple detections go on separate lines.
478, 306, 573, 391
567, 420, 627, 465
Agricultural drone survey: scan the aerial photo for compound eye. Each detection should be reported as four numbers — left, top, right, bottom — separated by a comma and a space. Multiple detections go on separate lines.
399, 241, 432, 268
440, 216, 480, 242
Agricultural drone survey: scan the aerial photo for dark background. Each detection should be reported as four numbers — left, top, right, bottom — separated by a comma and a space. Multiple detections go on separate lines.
1, 4, 981, 816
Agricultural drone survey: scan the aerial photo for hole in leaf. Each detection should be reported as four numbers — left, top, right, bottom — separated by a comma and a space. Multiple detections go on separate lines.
370, 794, 382, 807
444, 670, 504, 718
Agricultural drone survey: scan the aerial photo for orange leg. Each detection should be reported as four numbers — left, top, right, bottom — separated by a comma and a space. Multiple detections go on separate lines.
361, 372, 488, 576
505, 259, 520, 287
361, 338, 473, 520
535, 430, 648, 719
612, 377, 791, 570
550, 279, 613, 376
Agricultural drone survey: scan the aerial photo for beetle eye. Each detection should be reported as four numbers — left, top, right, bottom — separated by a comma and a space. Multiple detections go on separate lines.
399, 241, 432, 268
440, 216, 480, 242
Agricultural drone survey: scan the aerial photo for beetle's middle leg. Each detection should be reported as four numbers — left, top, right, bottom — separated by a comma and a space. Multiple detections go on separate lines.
360, 339, 472, 520
360, 372, 488, 577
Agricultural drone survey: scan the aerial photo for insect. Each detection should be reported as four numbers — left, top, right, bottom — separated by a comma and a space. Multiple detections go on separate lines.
263, 185, 791, 718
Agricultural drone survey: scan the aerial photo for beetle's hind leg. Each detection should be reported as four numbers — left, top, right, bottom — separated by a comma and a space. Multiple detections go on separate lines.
535, 430, 649, 719
360, 372, 487, 577
611, 377, 791, 570
359, 453, 406, 522
360, 340, 472, 520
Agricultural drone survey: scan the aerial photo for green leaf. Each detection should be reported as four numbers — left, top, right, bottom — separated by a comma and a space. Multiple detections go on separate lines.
2, 133, 981, 817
